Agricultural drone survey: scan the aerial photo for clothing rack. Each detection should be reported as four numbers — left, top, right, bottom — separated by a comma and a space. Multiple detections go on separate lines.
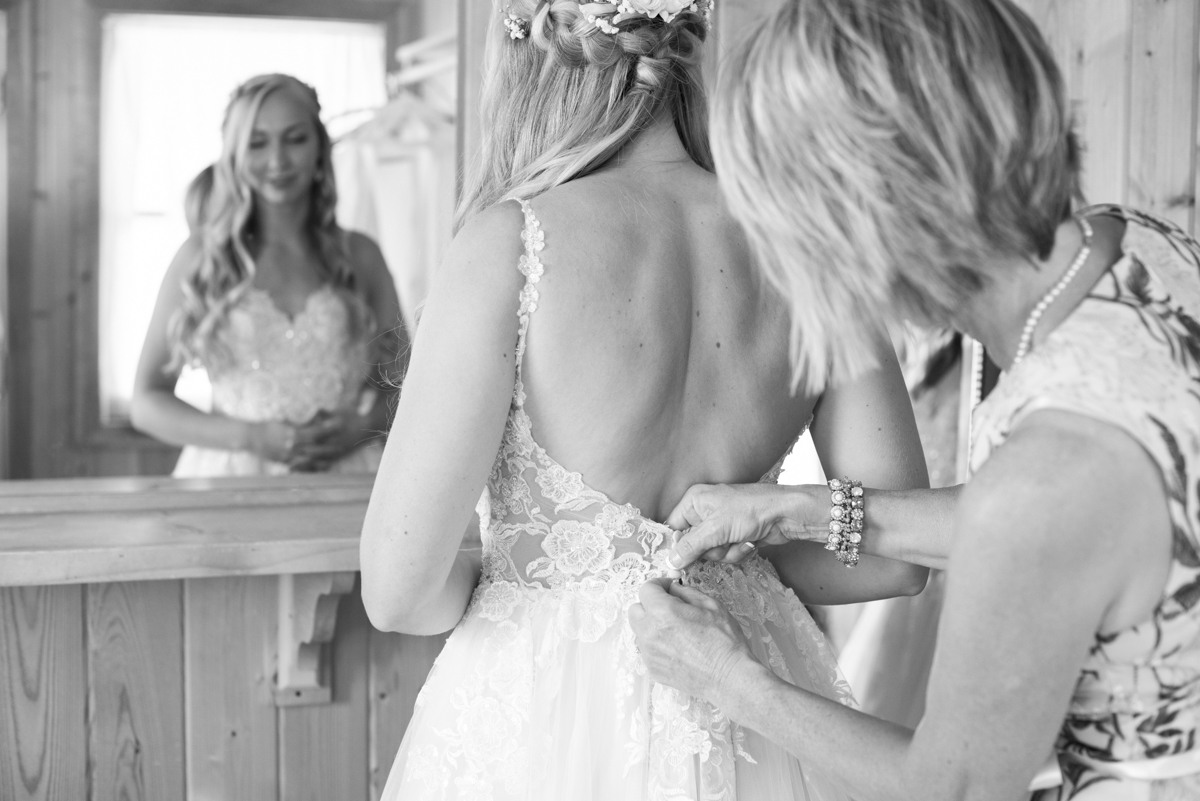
387, 54, 456, 94
395, 29, 456, 67
387, 30, 457, 96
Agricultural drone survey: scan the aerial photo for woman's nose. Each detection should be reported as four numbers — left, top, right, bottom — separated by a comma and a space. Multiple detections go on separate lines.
267, 142, 290, 171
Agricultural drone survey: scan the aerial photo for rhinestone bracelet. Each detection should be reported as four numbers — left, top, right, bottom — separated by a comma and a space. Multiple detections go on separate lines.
824, 477, 864, 567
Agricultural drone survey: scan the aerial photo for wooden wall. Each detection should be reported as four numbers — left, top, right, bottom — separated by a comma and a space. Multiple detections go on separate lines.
0, 577, 447, 801
1015, 0, 1200, 237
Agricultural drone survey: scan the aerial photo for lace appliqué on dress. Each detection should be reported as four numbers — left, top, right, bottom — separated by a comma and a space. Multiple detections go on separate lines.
206, 285, 369, 425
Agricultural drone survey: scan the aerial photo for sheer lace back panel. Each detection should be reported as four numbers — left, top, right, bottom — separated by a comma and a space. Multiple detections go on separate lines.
204, 284, 370, 425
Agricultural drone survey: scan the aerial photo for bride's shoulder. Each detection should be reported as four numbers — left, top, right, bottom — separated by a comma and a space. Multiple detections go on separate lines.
447, 201, 527, 266
417, 202, 528, 338
531, 177, 619, 221
421, 203, 530, 318
529, 172, 725, 245
454, 200, 526, 245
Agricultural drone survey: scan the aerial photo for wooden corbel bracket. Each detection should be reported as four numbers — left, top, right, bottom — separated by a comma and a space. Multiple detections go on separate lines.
274, 571, 357, 706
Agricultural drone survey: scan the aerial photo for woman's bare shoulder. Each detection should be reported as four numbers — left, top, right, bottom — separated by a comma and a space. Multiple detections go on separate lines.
419, 201, 528, 312
343, 231, 392, 291
163, 234, 206, 286
956, 408, 1169, 602
448, 201, 526, 269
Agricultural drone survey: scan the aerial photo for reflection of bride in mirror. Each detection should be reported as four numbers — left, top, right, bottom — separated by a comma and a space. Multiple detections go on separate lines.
131, 73, 405, 476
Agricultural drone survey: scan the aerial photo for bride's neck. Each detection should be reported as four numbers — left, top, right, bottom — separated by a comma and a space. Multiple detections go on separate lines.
606, 114, 692, 171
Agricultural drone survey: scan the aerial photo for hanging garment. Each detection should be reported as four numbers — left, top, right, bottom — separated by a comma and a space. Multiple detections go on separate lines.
333, 91, 456, 334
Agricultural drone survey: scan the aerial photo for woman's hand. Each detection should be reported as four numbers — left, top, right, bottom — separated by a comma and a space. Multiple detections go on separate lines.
286, 409, 376, 472
628, 579, 765, 704
245, 420, 300, 464
666, 483, 826, 570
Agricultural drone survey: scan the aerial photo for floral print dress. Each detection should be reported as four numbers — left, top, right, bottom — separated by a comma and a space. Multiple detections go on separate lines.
380, 199, 855, 801
971, 207, 1200, 800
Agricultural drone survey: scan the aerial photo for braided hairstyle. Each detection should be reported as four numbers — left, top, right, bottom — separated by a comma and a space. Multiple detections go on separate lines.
458, 0, 711, 227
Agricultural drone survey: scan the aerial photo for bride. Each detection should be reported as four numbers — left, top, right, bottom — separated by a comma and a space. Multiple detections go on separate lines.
361, 1, 929, 797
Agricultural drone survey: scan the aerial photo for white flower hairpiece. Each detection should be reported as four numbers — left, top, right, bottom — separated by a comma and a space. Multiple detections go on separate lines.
504, 0, 713, 40
503, 12, 530, 39
617, 0, 698, 24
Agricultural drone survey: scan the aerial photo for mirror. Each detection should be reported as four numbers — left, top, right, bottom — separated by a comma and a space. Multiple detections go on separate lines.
0, 0, 461, 480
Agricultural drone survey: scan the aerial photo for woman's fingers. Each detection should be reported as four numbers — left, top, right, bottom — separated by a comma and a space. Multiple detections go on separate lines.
722, 542, 757, 564
299, 418, 344, 441
665, 485, 714, 531
669, 520, 736, 569
637, 577, 674, 608
667, 580, 722, 612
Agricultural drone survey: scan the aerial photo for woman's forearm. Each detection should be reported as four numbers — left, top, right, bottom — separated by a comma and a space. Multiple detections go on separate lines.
718, 658, 919, 801
130, 388, 252, 451
772, 484, 960, 571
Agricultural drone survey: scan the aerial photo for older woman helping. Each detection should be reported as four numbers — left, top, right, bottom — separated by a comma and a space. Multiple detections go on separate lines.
630, 1, 1200, 799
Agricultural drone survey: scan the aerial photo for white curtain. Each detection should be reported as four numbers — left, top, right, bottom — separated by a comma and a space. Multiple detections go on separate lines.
98, 14, 387, 423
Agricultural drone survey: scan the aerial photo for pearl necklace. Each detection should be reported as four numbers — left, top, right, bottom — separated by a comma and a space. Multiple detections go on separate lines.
1011, 216, 1093, 367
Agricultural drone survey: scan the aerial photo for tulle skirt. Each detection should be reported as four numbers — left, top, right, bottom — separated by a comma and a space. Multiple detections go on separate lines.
382, 557, 855, 800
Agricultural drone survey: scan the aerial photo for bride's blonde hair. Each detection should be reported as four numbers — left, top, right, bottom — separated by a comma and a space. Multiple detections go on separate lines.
169, 74, 370, 370
457, 0, 711, 227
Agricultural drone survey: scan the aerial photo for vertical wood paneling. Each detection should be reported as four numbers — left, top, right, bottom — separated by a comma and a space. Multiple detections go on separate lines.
0, 586, 88, 801
1019, 0, 1134, 205
184, 576, 278, 801
86, 581, 185, 801
5, 0, 35, 480
368, 629, 448, 800
1128, 0, 1199, 233
278, 586, 371, 801
0, 10, 10, 481
26, 0, 96, 478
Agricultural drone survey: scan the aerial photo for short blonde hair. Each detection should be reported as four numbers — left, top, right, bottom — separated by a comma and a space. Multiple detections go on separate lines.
714, 0, 1080, 393
458, 0, 711, 227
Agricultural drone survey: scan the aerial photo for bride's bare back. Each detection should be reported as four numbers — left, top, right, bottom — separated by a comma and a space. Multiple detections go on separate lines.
363, 115, 926, 636
520, 161, 811, 522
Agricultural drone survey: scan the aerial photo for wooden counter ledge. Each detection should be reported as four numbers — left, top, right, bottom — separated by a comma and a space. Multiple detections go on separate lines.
0, 474, 374, 586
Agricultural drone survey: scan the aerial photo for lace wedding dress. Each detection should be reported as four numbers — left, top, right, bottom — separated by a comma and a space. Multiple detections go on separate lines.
381, 200, 855, 800
172, 284, 383, 477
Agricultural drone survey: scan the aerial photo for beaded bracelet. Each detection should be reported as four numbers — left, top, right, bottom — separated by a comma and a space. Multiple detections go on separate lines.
824, 477, 864, 567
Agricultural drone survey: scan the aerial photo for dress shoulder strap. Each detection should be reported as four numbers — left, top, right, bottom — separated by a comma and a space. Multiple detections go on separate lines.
511, 198, 545, 407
